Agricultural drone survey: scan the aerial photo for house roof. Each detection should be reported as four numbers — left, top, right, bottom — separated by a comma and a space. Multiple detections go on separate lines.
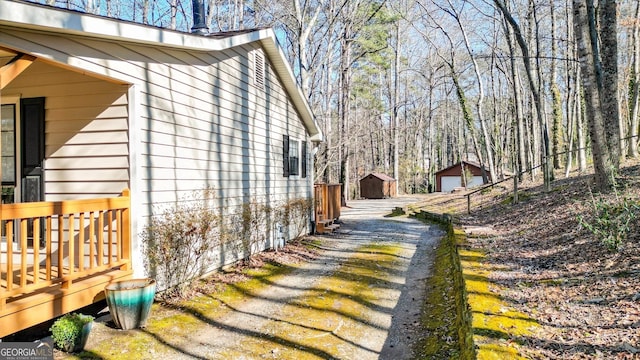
435, 161, 486, 175
0, 0, 322, 142
361, 173, 396, 182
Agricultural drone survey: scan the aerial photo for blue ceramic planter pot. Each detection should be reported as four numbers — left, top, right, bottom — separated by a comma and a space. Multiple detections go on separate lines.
105, 278, 156, 330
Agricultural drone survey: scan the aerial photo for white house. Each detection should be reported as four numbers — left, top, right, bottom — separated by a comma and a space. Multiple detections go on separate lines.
0, 0, 321, 336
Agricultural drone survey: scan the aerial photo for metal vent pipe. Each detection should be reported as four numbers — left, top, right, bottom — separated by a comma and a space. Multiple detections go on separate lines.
191, 0, 208, 35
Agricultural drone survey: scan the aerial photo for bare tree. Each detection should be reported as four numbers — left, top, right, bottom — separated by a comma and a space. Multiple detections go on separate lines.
599, 0, 621, 166
627, 1, 640, 157
550, 0, 564, 169
573, 0, 617, 190
494, 0, 553, 191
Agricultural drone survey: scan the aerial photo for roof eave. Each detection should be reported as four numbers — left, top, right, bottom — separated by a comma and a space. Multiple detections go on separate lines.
259, 36, 323, 142
0, 1, 323, 141
0, 1, 255, 51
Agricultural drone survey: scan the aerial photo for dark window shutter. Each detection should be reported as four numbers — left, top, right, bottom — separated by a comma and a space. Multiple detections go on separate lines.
22, 98, 45, 172
283, 134, 290, 177
301, 141, 307, 178
21, 97, 45, 202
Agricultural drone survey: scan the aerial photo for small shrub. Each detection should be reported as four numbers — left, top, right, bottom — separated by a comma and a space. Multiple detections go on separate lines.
221, 198, 272, 264
141, 191, 315, 298
578, 194, 640, 251
141, 188, 222, 299
239, 198, 272, 261
50, 313, 93, 352
279, 198, 313, 240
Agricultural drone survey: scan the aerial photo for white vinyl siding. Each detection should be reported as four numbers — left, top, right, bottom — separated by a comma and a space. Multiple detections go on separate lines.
0, 25, 313, 277
0, 58, 129, 200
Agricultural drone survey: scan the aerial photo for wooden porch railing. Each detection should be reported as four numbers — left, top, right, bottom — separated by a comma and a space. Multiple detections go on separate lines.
314, 184, 342, 233
0, 189, 132, 336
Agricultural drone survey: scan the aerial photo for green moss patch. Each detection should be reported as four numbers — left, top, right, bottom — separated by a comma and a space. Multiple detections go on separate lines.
76, 247, 316, 359
214, 242, 407, 359
460, 248, 539, 359
63, 239, 408, 359
412, 225, 474, 359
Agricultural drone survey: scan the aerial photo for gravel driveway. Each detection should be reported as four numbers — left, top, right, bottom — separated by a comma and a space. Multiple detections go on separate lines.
167, 196, 443, 359
56, 196, 443, 359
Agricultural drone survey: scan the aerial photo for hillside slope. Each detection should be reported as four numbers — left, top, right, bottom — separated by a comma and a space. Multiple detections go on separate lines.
428, 162, 640, 359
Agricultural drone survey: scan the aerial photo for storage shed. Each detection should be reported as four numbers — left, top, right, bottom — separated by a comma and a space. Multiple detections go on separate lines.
360, 173, 397, 199
435, 161, 489, 192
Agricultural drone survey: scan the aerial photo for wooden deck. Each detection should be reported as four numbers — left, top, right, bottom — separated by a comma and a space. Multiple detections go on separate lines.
0, 190, 132, 337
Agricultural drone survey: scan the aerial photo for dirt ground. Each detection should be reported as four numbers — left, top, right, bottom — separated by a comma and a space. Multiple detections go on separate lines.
417, 162, 640, 359
52, 196, 443, 359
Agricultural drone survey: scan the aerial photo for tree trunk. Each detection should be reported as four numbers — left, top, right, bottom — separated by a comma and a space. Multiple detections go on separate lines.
576, 71, 588, 172
338, 15, 352, 204
598, 0, 621, 166
628, 1, 640, 157
293, 1, 322, 98
450, 69, 484, 171
453, 3, 496, 182
142, 0, 150, 25
504, 19, 527, 180
550, 0, 564, 169
170, 0, 178, 30
494, 0, 553, 191
574, 0, 615, 190
392, 23, 400, 195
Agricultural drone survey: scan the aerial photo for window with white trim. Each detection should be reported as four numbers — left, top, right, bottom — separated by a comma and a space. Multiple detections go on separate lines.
283, 135, 306, 178
289, 139, 299, 176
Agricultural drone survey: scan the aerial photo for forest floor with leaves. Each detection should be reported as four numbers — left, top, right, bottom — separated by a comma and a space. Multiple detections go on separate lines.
417, 160, 640, 359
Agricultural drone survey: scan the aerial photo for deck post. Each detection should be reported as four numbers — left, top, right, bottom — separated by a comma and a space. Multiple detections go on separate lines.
120, 189, 131, 271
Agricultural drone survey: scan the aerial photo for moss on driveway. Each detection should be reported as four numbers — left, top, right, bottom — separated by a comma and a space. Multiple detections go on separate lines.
212, 242, 406, 359
58, 240, 411, 359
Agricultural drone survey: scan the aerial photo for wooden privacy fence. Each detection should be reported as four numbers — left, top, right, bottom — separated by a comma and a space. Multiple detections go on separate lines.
0, 189, 132, 337
314, 183, 341, 234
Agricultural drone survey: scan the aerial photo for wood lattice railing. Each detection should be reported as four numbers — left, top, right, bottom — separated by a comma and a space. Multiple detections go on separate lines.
0, 189, 131, 313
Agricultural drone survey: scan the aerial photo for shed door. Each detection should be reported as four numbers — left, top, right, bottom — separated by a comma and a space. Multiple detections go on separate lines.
467, 176, 484, 188
440, 176, 461, 192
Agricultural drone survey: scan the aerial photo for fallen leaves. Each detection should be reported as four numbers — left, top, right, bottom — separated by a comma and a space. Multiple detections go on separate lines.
455, 163, 640, 359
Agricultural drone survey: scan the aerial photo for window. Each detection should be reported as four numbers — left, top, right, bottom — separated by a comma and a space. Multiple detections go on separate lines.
289, 139, 299, 176
1, 104, 16, 191
283, 135, 306, 178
